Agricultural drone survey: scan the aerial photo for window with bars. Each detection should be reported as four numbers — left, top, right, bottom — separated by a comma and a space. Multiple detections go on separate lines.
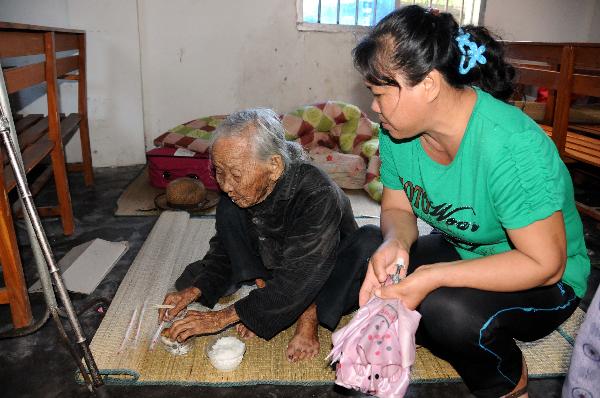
298, 0, 484, 31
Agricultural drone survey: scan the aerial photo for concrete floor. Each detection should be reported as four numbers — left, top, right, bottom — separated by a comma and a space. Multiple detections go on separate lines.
0, 165, 598, 398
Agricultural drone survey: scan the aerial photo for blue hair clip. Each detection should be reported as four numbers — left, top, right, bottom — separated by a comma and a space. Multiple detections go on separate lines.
455, 28, 487, 75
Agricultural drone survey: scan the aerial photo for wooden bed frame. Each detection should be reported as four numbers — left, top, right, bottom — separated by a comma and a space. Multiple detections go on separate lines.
505, 41, 600, 220
0, 22, 94, 329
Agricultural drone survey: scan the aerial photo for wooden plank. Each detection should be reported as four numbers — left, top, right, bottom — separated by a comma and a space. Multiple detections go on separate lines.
11, 166, 53, 217
55, 32, 79, 52
572, 73, 600, 97
510, 62, 553, 71
573, 46, 600, 69
576, 202, 600, 221
14, 114, 43, 132
67, 163, 84, 172
59, 74, 79, 81
567, 131, 600, 145
570, 124, 600, 137
60, 113, 82, 144
3, 62, 46, 94
565, 148, 600, 166
566, 142, 600, 158
0, 21, 84, 34
504, 42, 563, 64
0, 31, 44, 57
56, 55, 79, 76
3, 137, 54, 192
28, 164, 53, 197
514, 67, 560, 90
1, 116, 47, 165
16, 117, 49, 152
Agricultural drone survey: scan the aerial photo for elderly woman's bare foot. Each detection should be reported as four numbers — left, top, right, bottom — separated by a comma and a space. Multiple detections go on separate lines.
235, 323, 256, 339
286, 304, 320, 362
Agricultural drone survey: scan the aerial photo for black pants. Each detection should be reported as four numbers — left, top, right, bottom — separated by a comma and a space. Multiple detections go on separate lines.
214, 197, 382, 331
410, 233, 579, 397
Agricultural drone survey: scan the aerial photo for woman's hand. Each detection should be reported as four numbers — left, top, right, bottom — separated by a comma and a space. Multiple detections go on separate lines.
359, 239, 410, 306
168, 305, 239, 342
375, 264, 443, 310
159, 286, 200, 322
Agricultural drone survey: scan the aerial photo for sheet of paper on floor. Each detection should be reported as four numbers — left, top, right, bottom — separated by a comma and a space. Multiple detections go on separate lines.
29, 238, 129, 294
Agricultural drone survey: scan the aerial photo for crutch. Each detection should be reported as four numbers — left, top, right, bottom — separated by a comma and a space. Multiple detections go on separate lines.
0, 63, 109, 397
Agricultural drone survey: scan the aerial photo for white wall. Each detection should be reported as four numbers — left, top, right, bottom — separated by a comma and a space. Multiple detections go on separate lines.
2, 0, 600, 167
137, 0, 372, 149
589, 0, 600, 42
0, 0, 146, 167
1, 0, 373, 166
484, 0, 600, 42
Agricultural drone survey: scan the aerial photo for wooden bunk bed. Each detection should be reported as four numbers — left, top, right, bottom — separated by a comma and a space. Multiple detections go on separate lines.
505, 41, 600, 220
0, 22, 93, 329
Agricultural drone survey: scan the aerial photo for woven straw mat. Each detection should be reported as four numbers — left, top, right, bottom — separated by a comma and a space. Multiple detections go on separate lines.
86, 211, 582, 386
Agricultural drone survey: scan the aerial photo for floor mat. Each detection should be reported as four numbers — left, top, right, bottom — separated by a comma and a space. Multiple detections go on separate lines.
86, 212, 583, 386
114, 167, 381, 217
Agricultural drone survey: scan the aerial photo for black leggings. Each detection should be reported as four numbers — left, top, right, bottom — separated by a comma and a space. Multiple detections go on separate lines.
410, 233, 579, 397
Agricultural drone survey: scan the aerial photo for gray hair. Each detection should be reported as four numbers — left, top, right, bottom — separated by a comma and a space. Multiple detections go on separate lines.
209, 108, 307, 169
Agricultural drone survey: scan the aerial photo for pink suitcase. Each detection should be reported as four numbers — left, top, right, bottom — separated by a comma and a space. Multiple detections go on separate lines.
146, 147, 219, 190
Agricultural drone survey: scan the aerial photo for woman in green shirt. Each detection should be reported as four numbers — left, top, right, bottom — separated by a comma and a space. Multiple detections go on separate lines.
354, 5, 590, 398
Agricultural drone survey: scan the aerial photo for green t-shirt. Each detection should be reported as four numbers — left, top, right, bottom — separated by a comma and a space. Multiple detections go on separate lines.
379, 87, 590, 298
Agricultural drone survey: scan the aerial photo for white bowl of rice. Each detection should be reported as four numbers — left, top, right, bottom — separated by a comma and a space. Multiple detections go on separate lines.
206, 333, 246, 371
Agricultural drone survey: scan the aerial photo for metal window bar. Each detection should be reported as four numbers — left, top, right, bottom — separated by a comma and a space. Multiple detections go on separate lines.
309, 0, 475, 26
373, 0, 378, 25
317, 0, 322, 23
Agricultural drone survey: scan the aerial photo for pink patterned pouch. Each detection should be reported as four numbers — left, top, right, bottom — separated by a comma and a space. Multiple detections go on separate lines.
328, 292, 421, 397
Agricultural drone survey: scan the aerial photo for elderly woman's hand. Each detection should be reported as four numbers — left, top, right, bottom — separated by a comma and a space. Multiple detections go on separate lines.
359, 238, 410, 306
159, 286, 200, 322
168, 306, 239, 342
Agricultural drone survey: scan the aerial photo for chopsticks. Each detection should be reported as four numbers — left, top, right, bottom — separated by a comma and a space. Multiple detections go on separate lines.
118, 302, 177, 352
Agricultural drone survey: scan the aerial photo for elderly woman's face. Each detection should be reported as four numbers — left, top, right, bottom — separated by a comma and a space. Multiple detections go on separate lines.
211, 134, 282, 208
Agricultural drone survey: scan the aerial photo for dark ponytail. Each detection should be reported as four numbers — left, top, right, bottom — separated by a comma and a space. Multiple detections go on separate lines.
352, 5, 515, 101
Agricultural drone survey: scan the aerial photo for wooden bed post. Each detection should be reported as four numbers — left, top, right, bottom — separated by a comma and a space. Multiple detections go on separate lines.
0, 165, 32, 328
44, 31, 74, 236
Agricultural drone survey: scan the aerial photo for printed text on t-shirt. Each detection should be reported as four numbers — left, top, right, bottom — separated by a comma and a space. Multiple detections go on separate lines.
399, 177, 480, 233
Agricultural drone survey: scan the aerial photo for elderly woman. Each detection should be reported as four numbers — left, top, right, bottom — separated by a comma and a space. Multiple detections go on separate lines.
159, 108, 380, 362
